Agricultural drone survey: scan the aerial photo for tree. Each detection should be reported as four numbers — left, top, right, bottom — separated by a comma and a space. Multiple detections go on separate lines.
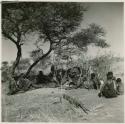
2, 2, 37, 75
53, 23, 109, 69
15, 58, 31, 74
2, 2, 86, 77
2, 3, 109, 79
30, 49, 44, 62
53, 43, 83, 69
24, 2, 86, 77
88, 54, 113, 80
30, 48, 52, 72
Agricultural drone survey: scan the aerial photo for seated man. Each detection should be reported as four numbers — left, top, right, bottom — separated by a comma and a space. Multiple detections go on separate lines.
98, 72, 117, 98
66, 67, 80, 88
36, 71, 49, 84
116, 78, 124, 95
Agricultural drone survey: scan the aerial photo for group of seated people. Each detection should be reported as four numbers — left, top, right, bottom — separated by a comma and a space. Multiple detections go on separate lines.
12, 64, 124, 99
64, 71, 124, 98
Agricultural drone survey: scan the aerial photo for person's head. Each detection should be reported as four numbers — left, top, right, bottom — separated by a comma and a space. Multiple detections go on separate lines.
107, 72, 113, 80
116, 78, 122, 83
91, 73, 95, 79
39, 71, 43, 75
83, 76, 87, 81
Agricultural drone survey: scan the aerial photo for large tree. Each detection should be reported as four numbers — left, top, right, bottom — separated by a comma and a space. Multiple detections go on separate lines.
2, 2, 86, 77
2, 2, 35, 75
24, 2, 86, 77
53, 23, 109, 68
2, 2, 109, 79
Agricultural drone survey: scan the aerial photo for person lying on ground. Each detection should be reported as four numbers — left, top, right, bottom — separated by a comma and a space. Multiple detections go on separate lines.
98, 72, 118, 98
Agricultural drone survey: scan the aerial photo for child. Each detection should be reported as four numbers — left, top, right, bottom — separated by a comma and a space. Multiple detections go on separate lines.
116, 78, 124, 95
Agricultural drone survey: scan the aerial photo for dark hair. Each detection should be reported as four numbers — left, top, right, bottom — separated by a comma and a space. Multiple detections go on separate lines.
107, 71, 113, 79
107, 72, 113, 76
107, 71, 113, 77
83, 76, 87, 81
91, 73, 95, 79
116, 78, 121, 82
73, 67, 81, 73
39, 71, 43, 75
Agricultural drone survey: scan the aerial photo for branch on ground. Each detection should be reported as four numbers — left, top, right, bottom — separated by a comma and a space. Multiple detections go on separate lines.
63, 94, 89, 114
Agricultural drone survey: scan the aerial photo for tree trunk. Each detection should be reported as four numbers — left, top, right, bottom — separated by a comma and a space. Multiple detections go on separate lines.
24, 46, 52, 78
12, 45, 22, 76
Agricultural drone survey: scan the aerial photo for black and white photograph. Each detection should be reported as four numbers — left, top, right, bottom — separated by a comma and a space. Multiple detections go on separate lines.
1, 1, 124, 123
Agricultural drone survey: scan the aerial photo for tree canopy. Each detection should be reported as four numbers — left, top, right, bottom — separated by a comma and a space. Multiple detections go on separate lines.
70, 23, 109, 49
2, 2, 36, 75
22, 2, 87, 76
2, 2, 109, 77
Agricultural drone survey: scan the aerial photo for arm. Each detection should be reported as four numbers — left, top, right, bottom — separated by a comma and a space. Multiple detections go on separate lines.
113, 80, 117, 90
98, 80, 105, 97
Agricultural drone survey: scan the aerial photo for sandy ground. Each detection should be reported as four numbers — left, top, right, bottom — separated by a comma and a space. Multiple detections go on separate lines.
2, 59, 124, 122
2, 86, 124, 123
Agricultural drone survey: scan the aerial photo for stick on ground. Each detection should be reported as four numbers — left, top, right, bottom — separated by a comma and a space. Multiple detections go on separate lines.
63, 94, 90, 114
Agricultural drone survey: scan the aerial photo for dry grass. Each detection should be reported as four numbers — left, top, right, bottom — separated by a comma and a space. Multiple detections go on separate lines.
2, 86, 124, 122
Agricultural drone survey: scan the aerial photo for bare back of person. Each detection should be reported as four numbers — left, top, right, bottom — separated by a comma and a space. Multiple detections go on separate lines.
102, 79, 117, 98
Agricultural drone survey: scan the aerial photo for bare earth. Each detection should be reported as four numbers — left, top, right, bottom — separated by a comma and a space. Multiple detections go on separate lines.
2, 59, 124, 122
2, 87, 124, 123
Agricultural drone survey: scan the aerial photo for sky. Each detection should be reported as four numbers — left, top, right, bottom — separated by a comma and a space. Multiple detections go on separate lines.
1, 2, 124, 63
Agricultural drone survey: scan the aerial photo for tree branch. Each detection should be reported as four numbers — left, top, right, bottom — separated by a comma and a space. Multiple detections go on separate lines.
2, 31, 17, 45
24, 42, 52, 77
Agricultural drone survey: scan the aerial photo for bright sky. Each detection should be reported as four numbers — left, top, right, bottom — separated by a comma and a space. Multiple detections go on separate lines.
1, 2, 124, 63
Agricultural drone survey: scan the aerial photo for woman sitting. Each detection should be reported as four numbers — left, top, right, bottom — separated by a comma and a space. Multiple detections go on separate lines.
98, 72, 118, 98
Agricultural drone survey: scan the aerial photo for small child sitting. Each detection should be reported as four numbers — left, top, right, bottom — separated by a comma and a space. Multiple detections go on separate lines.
116, 78, 124, 95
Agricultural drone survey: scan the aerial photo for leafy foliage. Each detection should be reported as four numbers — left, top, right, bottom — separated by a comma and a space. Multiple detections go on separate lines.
88, 54, 113, 80
32, 3, 86, 43
16, 58, 31, 72
30, 49, 43, 62
2, 2, 37, 75
24, 2, 86, 76
2, 2, 35, 44
70, 23, 109, 48
2, 2, 109, 77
